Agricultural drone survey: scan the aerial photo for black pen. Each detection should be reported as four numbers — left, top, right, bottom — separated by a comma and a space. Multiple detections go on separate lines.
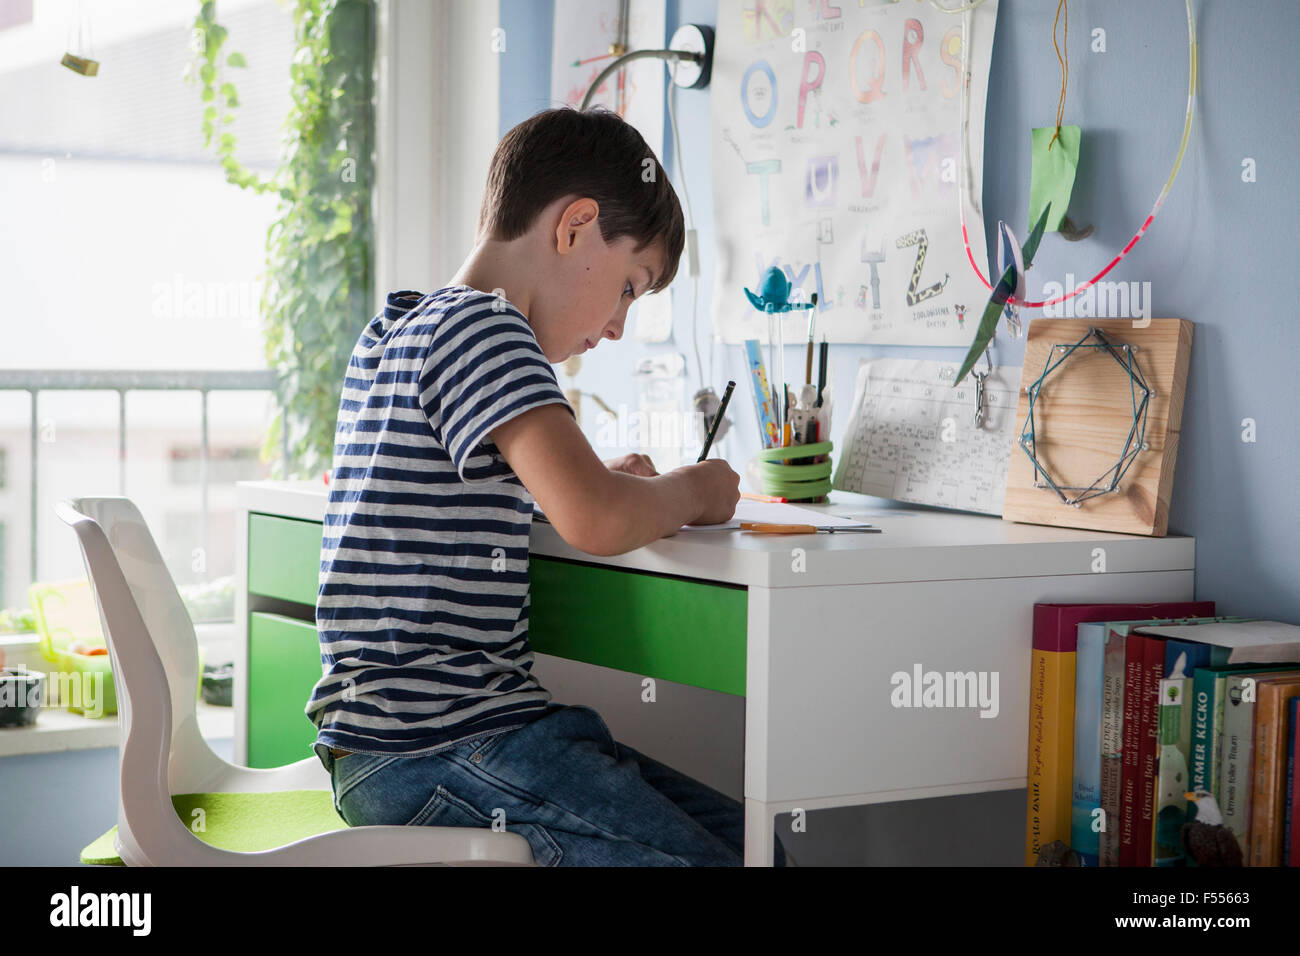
816, 337, 828, 408
698, 380, 735, 461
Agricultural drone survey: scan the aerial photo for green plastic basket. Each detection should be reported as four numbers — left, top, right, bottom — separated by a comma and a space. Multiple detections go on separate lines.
28, 578, 204, 719
29, 579, 116, 717
750, 440, 834, 502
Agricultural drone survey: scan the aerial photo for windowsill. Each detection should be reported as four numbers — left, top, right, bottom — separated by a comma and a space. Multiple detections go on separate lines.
0, 698, 233, 758
0, 623, 235, 758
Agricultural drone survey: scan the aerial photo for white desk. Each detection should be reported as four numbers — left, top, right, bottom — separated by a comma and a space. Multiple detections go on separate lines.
234, 480, 1195, 865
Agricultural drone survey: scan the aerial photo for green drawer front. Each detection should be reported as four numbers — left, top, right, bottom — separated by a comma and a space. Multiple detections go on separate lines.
248, 611, 323, 769
528, 556, 747, 696
248, 513, 323, 605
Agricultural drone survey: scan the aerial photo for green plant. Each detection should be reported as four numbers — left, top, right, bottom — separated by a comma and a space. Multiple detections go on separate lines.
0, 607, 37, 634
187, 0, 375, 477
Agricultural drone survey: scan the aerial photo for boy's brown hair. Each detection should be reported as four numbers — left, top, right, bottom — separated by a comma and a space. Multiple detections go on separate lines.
477, 106, 685, 295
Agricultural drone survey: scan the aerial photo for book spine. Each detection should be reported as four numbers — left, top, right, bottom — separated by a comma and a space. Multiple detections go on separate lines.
1219, 676, 1255, 860
1250, 686, 1284, 867
1138, 636, 1165, 866
1070, 625, 1104, 867
1100, 632, 1127, 866
1119, 634, 1145, 866
1152, 673, 1190, 865
1025, 641, 1075, 865
1190, 668, 1215, 794
1286, 698, 1299, 867
1210, 675, 1231, 803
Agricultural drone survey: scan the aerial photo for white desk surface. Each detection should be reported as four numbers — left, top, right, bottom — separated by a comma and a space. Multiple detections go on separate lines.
236, 479, 1194, 589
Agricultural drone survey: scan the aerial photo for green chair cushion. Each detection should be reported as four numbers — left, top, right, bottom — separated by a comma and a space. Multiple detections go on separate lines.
81, 790, 348, 864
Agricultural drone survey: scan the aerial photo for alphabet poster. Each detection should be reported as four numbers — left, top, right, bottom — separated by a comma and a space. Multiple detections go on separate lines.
711, 0, 999, 345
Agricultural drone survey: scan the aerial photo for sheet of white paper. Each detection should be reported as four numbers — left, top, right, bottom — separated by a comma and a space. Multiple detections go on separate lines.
1134, 621, 1300, 665
533, 498, 871, 532
678, 499, 871, 531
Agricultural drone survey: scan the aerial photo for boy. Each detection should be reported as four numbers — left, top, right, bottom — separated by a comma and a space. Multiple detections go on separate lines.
305, 106, 785, 866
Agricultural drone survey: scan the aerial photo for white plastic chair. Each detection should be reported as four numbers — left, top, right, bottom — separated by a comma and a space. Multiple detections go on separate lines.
56, 496, 535, 866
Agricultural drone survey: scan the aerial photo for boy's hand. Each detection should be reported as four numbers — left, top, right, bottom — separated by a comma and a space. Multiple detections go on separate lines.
683, 459, 741, 525
491, 404, 738, 555
603, 453, 658, 477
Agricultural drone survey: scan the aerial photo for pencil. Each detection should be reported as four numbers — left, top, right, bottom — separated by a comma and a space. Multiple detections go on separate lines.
816, 337, 828, 408
697, 380, 735, 461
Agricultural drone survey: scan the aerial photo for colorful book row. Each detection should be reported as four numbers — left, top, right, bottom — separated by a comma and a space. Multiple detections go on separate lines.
1026, 604, 1300, 866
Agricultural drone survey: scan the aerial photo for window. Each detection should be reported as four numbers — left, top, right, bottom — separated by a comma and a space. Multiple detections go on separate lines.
168, 444, 264, 486
0, 1, 370, 630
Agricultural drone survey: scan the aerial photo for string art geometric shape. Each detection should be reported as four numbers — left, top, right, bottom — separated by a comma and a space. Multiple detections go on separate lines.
1017, 327, 1153, 508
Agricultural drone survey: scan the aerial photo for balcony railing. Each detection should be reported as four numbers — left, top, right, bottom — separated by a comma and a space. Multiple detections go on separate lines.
0, 369, 286, 590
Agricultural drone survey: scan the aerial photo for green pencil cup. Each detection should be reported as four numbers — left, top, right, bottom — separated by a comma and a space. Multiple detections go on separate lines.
749, 440, 834, 503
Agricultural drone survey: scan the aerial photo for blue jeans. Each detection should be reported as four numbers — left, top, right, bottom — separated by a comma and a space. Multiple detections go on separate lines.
318, 703, 786, 867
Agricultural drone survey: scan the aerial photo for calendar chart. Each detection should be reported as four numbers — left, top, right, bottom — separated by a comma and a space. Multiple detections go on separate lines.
832, 359, 1019, 515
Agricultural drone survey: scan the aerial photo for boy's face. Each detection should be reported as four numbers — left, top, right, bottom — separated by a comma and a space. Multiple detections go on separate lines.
529, 196, 666, 363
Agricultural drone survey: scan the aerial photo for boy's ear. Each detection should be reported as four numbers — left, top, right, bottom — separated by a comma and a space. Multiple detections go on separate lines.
555, 197, 600, 253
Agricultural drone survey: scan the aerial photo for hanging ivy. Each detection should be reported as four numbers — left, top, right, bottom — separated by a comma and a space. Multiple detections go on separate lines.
186, 0, 375, 478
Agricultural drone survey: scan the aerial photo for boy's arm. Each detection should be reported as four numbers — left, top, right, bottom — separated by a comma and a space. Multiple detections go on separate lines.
491, 403, 708, 556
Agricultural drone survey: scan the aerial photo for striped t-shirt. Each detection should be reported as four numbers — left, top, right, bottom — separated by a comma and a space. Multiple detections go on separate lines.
306, 285, 574, 761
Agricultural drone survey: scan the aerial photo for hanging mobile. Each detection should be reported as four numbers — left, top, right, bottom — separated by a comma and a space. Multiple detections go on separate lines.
952, 0, 1198, 312
61, 0, 99, 76
956, 200, 1051, 385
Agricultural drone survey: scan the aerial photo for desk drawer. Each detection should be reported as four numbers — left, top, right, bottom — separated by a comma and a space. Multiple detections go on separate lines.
247, 513, 323, 605
528, 556, 746, 696
248, 611, 322, 769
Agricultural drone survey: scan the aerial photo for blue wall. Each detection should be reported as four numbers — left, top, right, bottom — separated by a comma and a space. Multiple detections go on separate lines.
498, 0, 1300, 624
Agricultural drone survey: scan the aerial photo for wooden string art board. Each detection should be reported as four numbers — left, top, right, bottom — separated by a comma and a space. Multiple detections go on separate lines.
1002, 318, 1193, 536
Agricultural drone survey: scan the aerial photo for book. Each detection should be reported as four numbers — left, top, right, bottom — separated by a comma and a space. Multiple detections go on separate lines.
1070, 621, 1108, 867
1137, 634, 1166, 866
1286, 697, 1299, 866
1027, 606, 1079, 866
1119, 629, 1147, 866
1100, 627, 1129, 866
1056, 601, 1214, 867
1249, 675, 1300, 866
1153, 639, 1226, 865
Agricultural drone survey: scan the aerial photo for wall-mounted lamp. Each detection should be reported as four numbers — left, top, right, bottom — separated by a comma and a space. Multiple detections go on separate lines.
579, 22, 715, 110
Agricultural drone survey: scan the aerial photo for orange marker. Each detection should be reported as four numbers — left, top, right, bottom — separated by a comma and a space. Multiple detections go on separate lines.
741, 492, 788, 503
